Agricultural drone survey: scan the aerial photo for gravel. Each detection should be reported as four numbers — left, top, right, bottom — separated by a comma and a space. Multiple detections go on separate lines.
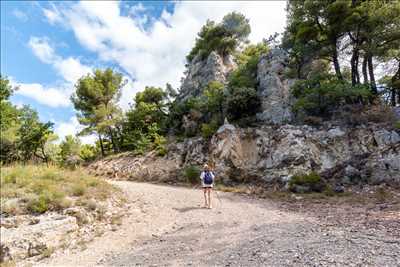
37, 181, 400, 267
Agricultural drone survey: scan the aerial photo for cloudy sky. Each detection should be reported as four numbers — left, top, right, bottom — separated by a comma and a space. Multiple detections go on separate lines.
1, 1, 287, 143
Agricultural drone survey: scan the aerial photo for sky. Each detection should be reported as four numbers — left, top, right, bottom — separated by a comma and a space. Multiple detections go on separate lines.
1, 1, 287, 143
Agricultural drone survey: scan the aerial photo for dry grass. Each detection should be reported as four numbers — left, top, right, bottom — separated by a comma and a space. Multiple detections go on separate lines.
0, 165, 118, 216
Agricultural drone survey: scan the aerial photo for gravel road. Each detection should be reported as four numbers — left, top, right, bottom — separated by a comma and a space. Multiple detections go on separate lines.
38, 181, 400, 267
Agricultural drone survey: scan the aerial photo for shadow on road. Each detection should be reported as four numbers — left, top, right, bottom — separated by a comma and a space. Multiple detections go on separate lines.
173, 206, 205, 212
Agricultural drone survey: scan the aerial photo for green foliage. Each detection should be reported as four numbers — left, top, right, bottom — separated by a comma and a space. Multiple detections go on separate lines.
201, 121, 219, 139
0, 75, 15, 102
79, 144, 99, 162
59, 135, 81, 163
187, 12, 250, 63
183, 165, 201, 184
230, 43, 269, 89
292, 74, 372, 117
135, 86, 166, 105
204, 81, 225, 124
288, 172, 326, 193
153, 134, 167, 156
16, 106, 55, 162
0, 165, 117, 216
394, 121, 400, 130
72, 68, 124, 155
226, 87, 261, 121
122, 85, 169, 156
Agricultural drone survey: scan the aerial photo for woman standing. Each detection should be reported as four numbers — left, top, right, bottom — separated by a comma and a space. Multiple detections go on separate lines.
200, 164, 215, 209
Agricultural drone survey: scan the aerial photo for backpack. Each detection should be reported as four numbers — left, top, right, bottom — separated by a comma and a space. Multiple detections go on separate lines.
203, 171, 214, 185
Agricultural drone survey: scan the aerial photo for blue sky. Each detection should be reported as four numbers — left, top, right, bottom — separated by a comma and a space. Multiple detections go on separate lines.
1, 1, 286, 143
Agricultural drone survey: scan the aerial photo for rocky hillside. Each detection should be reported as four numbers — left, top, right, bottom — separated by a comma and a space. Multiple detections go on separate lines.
89, 47, 400, 190
89, 121, 400, 189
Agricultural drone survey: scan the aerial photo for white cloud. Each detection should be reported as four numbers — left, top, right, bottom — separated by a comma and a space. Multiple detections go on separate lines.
45, 1, 287, 109
13, 9, 28, 22
22, 37, 92, 108
28, 37, 92, 83
28, 37, 57, 64
42, 3, 63, 25
55, 116, 97, 144
11, 80, 71, 108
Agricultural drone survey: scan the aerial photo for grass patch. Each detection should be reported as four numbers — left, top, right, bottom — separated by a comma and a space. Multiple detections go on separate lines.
0, 165, 117, 216
288, 172, 326, 193
183, 165, 201, 185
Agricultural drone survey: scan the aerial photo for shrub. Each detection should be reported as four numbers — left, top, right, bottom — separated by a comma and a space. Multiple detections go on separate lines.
395, 121, 400, 130
27, 194, 49, 214
153, 134, 167, 156
183, 165, 201, 184
201, 122, 219, 139
292, 74, 372, 118
288, 172, 326, 193
71, 183, 86, 196
226, 87, 261, 121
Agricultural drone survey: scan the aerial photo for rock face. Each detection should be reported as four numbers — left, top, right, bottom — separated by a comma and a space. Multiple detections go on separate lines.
209, 123, 400, 187
179, 52, 236, 100
256, 48, 294, 124
0, 213, 78, 262
89, 123, 400, 188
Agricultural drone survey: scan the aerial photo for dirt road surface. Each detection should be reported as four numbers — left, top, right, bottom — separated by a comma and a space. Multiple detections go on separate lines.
38, 181, 400, 266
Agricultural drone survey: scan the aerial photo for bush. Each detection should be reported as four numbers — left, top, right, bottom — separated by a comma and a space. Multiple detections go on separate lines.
184, 165, 201, 184
395, 121, 400, 130
226, 87, 261, 121
201, 122, 219, 139
292, 74, 372, 118
288, 172, 326, 193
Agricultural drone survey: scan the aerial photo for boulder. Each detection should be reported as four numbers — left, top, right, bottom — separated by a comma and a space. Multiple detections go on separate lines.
0, 213, 78, 261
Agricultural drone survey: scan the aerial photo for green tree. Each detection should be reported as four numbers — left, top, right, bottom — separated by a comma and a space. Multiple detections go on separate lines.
0, 76, 20, 163
123, 86, 167, 151
226, 87, 260, 121
204, 81, 225, 124
229, 42, 269, 89
72, 68, 124, 156
59, 135, 81, 163
186, 12, 251, 63
17, 106, 54, 163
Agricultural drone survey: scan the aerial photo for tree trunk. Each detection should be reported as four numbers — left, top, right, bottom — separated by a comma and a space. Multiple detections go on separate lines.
367, 55, 377, 94
362, 54, 368, 84
391, 88, 396, 106
98, 134, 105, 157
108, 127, 118, 153
350, 32, 361, 85
332, 46, 343, 80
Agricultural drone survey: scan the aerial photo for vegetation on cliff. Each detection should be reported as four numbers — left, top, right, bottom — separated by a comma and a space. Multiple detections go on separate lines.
1, 2, 400, 165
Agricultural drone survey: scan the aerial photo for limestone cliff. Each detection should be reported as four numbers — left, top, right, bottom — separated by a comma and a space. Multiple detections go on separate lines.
178, 52, 236, 100
89, 122, 400, 188
256, 48, 294, 124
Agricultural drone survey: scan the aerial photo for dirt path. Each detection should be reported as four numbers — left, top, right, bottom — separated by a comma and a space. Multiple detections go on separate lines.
38, 181, 399, 266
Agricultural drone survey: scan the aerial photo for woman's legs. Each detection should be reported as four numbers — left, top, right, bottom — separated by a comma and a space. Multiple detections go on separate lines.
207, 188, 212, 208
203, 188, 208, 207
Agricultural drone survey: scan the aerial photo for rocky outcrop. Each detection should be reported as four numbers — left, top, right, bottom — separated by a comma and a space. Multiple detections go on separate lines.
0, 197, 126, 264
256, 48, 294, 124
179, 52, 236, 100
209, 123, 400, 187
89, 123, 400, 188
1, 214, 78, 262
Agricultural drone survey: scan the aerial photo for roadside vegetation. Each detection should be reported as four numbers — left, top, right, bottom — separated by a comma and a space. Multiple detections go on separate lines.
0, 165, 118, 216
